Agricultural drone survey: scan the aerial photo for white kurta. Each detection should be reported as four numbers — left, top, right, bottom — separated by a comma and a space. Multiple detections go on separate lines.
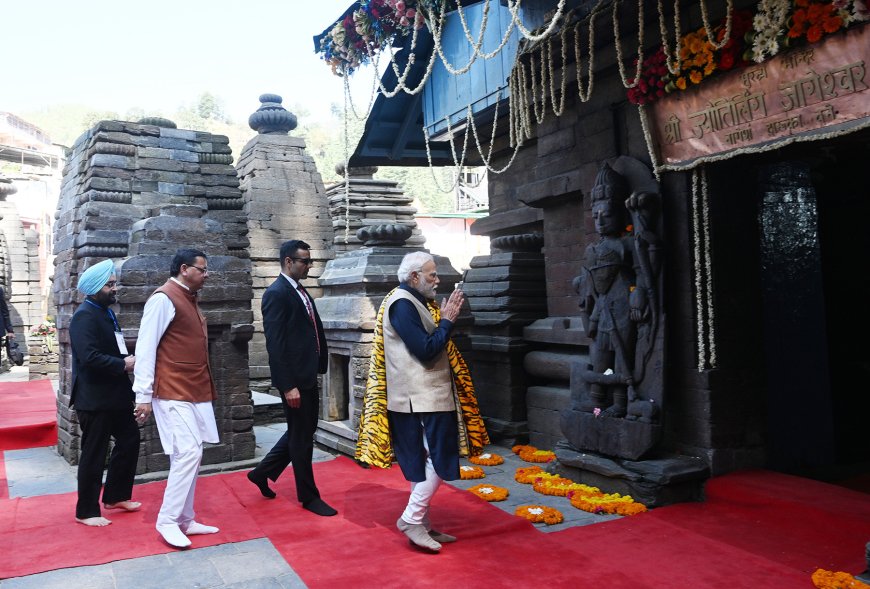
132, 279, 219, 454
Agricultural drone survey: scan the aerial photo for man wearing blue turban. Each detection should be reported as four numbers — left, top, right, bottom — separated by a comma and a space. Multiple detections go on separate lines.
69, 259, 141, 526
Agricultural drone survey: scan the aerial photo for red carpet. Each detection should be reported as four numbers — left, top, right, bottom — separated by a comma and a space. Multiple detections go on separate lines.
0, 380, 57, 451
0, 456, 7, 501
0, 472, 261, 578
0, 457, 866, 587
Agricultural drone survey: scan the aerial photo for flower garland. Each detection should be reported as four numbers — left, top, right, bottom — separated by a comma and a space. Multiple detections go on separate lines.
515, 505, 564, 525
691, 166, 716, 370
569, 490, 648, 516
515, 465, 545, 483
468, 484, 509, 502
469, 452, 504, 466
460, 465, 486, 479
31, 320, 57, 338
532, 473, 598, 497
811, 569, 870, 589
512, 445, 556, 463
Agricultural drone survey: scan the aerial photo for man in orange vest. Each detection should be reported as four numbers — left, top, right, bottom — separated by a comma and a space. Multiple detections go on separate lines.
133, 248, 220, 549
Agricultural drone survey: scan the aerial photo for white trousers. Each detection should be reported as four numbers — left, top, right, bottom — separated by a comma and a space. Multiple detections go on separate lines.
154, 401, 204, 529
401, 433, 442, 525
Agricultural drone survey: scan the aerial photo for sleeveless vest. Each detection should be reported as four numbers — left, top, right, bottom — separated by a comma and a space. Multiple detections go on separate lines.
383, 289, 454, 413
151, 279, 216, 402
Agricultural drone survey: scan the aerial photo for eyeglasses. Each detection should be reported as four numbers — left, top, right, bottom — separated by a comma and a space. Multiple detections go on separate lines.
188, 265, 209, 274
290, 257, 314, 266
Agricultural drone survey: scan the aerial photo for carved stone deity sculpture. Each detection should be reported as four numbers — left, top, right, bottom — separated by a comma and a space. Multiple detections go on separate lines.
573, 162, 662, 424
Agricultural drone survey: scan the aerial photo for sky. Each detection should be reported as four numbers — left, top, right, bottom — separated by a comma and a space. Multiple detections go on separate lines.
2, 0, 370, 126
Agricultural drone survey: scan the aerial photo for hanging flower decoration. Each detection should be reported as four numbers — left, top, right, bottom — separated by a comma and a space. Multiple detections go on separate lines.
512, 444, 556, 463
626, 48, 668, 105
811, 568, 870, 589
460, 465, 486, 480
31, 320, 57, 337
468, 484, 509, 502
469, 452, 505, 466
715, 9, 754, 71
788, 0, 845, 44
317, 0, 455, 75
515, 465, 545, 484
665, 26, 717, 93
515, 505, 564, 525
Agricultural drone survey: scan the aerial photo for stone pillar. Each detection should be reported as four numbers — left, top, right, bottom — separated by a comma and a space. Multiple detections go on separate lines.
237, 94, 334, 393
53, 117, 255, 471
463, 233, 547, 444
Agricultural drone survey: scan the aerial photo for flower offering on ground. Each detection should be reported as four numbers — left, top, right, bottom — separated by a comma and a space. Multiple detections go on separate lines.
467, 484, 509, 502
568, 489, 648, 516
511, 444, 556, 463
515, 505, 564, 525
460, 465, 485, 480
469, 452, 505, 466
811, 568, 870, 589
532, 473, 601, 497
515, 465, 545, 484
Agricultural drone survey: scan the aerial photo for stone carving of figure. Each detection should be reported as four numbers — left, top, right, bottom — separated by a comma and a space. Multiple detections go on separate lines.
573, 163, 661, 420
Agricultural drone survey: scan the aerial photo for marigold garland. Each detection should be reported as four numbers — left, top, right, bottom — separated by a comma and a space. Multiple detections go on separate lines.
460, 465, 486, 480
532, 474, 601, 497
515, 466, 545, 484
511, 444, 556, 463
467, 484, 509, 502
469, 452, 505, 466
568, 489, 649, 516
811, 568, 870, 589
515, 505, 564, 525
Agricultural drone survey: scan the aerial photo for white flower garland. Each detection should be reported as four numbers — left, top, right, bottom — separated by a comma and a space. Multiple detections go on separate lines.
691, 166, 716, 370
612, 0, 644, 89
658, 0, 683, 76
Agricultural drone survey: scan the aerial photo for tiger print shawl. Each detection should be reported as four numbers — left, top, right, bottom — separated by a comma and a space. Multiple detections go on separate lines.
355, 287, 489, 468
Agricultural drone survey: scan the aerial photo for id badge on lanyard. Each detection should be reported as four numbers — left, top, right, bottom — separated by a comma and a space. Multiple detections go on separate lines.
115, 331, 128, 355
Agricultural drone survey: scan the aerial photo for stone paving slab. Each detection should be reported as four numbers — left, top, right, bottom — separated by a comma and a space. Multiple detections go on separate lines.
0, 539, 306, 589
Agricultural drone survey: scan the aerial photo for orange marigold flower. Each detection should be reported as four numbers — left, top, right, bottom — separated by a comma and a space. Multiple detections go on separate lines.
515, 505, 564, 525
469, 452, 504, 466
690, 71, 704, 84
468, 484, 509, 502
811, 568, 870, 589
676, 77, 687, 90
460, 465, 486, 479
515, 466, 544, 483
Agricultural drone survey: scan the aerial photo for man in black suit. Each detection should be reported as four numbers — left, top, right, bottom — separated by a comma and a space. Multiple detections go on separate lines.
0, 286, 15, 356
247, 240, 336, 516
69, 259, 141, 526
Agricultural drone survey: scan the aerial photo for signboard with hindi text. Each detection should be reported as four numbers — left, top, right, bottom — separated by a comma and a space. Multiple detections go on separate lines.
650, 24, 870, 169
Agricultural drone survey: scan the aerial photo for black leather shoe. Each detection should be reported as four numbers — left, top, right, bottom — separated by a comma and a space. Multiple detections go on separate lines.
303, 498, 337, 516
247, 471, 276, 499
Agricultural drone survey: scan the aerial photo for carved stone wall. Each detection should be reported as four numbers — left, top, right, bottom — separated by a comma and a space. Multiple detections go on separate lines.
53, 118, 254, 471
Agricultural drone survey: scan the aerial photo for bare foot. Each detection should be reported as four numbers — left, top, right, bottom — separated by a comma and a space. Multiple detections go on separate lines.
104, 501, 141, 512
76, 516, 112, 527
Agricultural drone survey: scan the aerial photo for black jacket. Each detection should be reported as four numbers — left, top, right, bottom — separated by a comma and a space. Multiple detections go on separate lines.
262, 276, 328, 393
0, 287, 12, 335
69, 300, 133, 411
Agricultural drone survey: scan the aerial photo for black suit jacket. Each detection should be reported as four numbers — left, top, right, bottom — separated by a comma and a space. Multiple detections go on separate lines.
0, 287, 12, 335
262, 276, 328, 393
69, 300, 134, 411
